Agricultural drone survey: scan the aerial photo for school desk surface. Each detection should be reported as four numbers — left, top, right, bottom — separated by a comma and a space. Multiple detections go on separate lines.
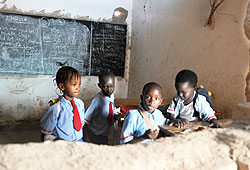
161, 119, 233, 135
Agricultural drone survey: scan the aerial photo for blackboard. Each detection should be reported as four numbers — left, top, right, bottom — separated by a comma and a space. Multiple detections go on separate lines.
0, 12, 127, 76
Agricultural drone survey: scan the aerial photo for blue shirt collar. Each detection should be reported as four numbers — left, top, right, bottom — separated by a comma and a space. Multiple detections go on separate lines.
139, 103, 154, 116
98, 91, 115, 102
60, 96, 76, 105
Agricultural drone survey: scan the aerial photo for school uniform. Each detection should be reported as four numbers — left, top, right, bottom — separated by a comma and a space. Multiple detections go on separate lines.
167, 91, 216, 122
40, 96, 85, 141
84, 91, 115, 144
120, 104, 169, 144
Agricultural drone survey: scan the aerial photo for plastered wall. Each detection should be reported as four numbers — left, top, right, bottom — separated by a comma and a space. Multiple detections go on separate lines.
128, 0, 250, 117
0, 0, 132, 122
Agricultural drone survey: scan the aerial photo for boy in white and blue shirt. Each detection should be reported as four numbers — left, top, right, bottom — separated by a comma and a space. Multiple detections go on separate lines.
84, 71, 115, 145
120, 82, 172, 144
166, 69, 220, 128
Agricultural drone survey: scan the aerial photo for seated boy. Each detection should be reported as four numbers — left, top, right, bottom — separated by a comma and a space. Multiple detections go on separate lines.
120, 82, 173, 144
167, 69, 220, 128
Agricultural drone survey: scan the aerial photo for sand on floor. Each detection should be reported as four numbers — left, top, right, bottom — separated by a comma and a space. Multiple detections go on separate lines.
0, 121, 249, 170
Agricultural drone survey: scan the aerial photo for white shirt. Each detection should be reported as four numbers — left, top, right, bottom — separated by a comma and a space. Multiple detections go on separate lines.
179, 101, 198, 121
167, 91, 216, 122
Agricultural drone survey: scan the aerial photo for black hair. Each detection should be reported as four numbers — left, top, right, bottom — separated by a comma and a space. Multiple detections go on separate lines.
142, 82, 163, 97
98, 71, 115, 84
175, 69, 197, 89
55, 62, 80, 85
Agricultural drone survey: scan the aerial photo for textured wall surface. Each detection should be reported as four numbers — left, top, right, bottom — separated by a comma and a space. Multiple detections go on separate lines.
129, 0, 249, 117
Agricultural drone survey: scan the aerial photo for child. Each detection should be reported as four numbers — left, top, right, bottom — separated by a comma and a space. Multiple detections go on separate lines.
167, 69, 220, 128
40, 64, 85, 142
120, 82, 172, 144
83, 71, 115, 145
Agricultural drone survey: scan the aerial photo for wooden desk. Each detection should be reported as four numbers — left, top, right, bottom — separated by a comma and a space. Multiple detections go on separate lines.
161, 119, 233, 135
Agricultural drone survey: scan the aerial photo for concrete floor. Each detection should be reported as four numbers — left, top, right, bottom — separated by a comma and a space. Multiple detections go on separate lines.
0, 121, 41, 144
1, 119, 249, 145
0, 120, 120, 145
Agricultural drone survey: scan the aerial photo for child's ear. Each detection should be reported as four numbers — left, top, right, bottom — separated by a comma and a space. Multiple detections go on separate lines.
58, 83, 65, 91
159, 97, 163, 105
140, 95, 143, 101
97, 83, 101, 89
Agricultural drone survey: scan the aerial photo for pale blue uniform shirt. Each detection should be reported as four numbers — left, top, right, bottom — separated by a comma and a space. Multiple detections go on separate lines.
40, 96, 85, 141
84, 91, 115, 136
120, 104, 169, 144
167, 91, 216, 122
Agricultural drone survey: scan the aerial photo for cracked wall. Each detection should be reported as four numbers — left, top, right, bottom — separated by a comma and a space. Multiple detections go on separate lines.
129, 0, 250, 117
244, 2, 250, 102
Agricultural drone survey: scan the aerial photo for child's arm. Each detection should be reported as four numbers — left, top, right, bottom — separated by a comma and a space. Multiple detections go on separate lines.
209, 118, 221, 128
121, 111, 162, 144
127, 129, 160, 144
168, 119, 187, 128
120, 111, 136, 144
41, 133, 57, 141
120, 111, 156, 144
40, 105, 58, 137
195, 95, 220, 128
166, 99, 187, 128
83, 98, 97, 124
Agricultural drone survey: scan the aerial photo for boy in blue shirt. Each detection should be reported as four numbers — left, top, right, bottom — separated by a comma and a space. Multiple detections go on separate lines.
84, 71, 115, 145
40, 63, 85, 142
167, 69, 220, 128
120, 82, 172, 144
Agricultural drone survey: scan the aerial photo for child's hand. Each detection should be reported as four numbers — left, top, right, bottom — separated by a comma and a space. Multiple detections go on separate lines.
147, 129, 159, 140
209, 119, 221, 128
169, 120, 188, 128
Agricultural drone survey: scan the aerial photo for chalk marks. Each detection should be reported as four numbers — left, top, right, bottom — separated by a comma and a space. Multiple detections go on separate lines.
0, 12, 127, 76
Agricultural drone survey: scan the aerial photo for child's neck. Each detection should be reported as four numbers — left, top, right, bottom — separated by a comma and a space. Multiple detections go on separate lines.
63, 95, 73, 101
183, 100, 192, 105
183, 95, 194, 105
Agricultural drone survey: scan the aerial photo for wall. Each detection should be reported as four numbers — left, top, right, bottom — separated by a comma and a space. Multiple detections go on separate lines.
0, 0, 132, 122
129, 0, 249, 117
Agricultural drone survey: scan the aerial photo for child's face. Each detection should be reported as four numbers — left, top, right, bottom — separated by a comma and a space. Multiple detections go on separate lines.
98, 76, 115, 97
176, 82, 195, 103
141, 86, 162, 113
59, 74, 81, 101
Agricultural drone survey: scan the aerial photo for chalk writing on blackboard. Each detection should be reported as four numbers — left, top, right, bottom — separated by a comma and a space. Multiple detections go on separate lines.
0, 12, 127, 76
91, 22, 126, 76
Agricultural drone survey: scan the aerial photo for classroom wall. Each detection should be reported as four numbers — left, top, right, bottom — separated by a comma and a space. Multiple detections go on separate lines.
0, 0, 132, 121
128, 0, 249, 117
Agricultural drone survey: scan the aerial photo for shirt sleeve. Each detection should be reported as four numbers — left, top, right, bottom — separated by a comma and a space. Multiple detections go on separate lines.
167, 97, 179, 119
83, 98, 97, 124
120, 111, 136, 144
40, 105, 58, 135
195, 95, 216, 122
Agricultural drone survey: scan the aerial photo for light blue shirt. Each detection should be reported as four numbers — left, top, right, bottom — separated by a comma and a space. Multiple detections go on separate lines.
167, 91, 216, 122
40, 96, 85, 141
120, 104, 168, 144
84, 91, 115, 136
